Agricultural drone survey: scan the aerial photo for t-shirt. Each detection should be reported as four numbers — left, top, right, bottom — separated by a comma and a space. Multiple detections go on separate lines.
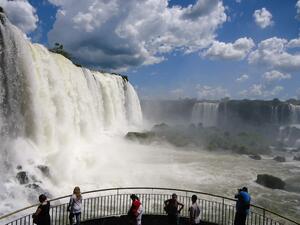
165, 199, 179, 215
189, 203, 201, 224
69, 194, 82, 214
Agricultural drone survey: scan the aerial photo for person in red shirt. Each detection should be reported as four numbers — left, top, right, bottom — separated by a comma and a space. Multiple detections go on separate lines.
128, 194, 143, 225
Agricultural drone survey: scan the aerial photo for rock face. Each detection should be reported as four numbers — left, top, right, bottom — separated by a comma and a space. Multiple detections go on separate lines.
273, 156, 286, 162
125, 132, 157, 144
256, 174, 285, 189
16, 171, 29, 184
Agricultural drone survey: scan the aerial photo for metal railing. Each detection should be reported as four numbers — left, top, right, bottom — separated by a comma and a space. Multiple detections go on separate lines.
0, 187, 299, 225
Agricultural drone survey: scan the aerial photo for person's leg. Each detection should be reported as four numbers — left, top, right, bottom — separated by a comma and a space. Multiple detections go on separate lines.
241, 213, 247, 225
75, 213, 81, 225
69, 213, 74, 225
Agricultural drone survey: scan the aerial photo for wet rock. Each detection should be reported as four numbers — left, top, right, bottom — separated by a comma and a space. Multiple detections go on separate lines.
25, 183, 41, 190
125, 132, 156, 144
16, 165, 22, 170
256, 174, 285, 190
16, 171, 29, 184
293, 156, 300, 161
249, 154, 261, 160
37, 165, 51, 177
273, 156, 285, 162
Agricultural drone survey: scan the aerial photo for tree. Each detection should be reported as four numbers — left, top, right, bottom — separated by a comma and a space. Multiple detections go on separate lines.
49, 43, 72, 60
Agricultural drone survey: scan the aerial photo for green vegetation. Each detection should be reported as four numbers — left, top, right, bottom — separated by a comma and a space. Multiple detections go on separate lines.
49, 43, 73, 61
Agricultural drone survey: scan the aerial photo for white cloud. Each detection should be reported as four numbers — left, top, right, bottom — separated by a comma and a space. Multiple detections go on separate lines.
47, 0, 227, 71
262, 70, 291, 82
253, 8, 273, 29
248, 37, 300, 71
204, 37, 254, 60
0, 0, 38, 33
287, 37, 300, 48
240, 84, 284, 98
236, 74, 249, 82
236, 0, 241, 3
296, 0, 300, 20
196, 85, 230, 100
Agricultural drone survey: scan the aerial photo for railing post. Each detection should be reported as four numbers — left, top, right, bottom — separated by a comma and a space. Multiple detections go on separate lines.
263, 209, 266, 225
221, 197, 224, 225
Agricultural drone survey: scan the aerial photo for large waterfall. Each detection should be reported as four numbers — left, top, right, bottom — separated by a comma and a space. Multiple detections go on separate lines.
289, 104, 300, 124
191, 102, 219, 127
0, 13, 142, 213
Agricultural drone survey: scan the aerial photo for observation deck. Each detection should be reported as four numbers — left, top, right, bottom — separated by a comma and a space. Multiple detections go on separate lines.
0, 187, 299, 225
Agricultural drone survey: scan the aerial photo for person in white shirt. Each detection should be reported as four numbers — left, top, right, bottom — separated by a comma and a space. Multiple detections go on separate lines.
189, 195, 201, 225
68, 186, 82, 225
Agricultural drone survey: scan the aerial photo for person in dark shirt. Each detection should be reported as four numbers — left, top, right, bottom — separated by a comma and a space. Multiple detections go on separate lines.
32, 194, 51, 225
234, 187, 251, 225
164, 193, 184, 225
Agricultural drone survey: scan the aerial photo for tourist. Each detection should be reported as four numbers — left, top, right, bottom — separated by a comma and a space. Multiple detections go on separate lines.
234, 187, 251, 225
68, 186, 82, 225
128, 194, 143, 225
164, 193, 184, 225
32, 194, 51, 225
189, 195, 201, 225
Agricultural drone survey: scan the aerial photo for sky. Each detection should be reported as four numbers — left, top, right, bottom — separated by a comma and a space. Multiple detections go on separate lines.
0, 0, 300, 100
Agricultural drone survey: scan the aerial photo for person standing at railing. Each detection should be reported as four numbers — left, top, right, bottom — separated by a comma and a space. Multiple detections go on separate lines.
234, 187, 251, 225
32, 194, 50, 225
189, 195, 201, 225
128, 194, 143, 225
67, 186, 82, 225
164, 193, 184, 225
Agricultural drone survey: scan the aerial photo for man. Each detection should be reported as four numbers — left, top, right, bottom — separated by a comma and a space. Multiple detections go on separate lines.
164, 193, 184, 225
189, 195, 201, 225
234, 187, 251, 225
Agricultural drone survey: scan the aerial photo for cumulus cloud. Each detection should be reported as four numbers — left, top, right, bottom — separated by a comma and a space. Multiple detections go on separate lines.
287, 37, 300, 48
0, 0, 38, 33
240, 84, 284, 98
248, 37, 300, 71
204, 37, 254, 60
253, 8, 273, 29
296, 0, 300, 20
236, 74, 249, 82
262, 70, 291, 82
47, 0, 226, 71
196, 85, 230, 100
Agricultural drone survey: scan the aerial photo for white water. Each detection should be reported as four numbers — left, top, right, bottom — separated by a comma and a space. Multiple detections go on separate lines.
0, 13, 300, 222
289, 104, 300, 125
191, 102, 219, 127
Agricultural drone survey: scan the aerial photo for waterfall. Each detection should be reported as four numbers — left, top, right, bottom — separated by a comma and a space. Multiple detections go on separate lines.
0, 13, 143, 212
289, 104, 300, 124
191, 102, 219, 127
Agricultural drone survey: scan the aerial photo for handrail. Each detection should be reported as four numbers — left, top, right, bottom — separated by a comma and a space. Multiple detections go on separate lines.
0, 187, 299, 225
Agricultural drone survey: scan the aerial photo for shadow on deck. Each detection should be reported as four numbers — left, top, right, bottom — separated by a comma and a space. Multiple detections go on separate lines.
82, 215, 218, 225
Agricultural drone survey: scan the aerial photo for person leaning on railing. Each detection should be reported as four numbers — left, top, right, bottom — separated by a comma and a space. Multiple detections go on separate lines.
32, 194, 50, 225
234, 187, 251, 225
164, 193, 184, 225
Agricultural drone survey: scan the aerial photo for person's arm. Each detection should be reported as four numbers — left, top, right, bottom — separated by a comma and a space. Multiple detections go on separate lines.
164, 199, 169, 206
178, 202, 184, 213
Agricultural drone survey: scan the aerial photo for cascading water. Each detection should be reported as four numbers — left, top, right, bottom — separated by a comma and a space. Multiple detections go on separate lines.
0, 13, 143, 213
289, 104, 300, 124
191, 102, 219, 127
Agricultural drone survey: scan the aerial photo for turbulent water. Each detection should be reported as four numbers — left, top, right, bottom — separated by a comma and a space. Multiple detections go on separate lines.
0, 13, 300, 223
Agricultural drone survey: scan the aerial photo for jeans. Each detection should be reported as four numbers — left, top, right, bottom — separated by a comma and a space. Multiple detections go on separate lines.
69, 212, 81, 225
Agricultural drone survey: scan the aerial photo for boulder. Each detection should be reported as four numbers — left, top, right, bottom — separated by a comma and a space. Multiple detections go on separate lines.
273, 156, 285, 162
37, 165, 51, 177
16, 171, 29, 184
256, 174, 285, 189
249, 154, 261, 160
125, 132, 156, 143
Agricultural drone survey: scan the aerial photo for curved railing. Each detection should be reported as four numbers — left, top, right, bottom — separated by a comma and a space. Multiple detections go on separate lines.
0, 187, 299, 225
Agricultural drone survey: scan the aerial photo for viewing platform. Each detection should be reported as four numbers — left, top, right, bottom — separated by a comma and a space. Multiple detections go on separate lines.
1, 187, 299, 225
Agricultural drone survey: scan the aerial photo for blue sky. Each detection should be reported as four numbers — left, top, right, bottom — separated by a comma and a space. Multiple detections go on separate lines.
1, 0, 300, 100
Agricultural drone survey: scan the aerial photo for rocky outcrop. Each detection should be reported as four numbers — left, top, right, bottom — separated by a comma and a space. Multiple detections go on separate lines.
273, 156, 286, 162
256, 174, 285, 189
249, 155, 261, 160
16, 171, 29, 184
37, 165, 51, 177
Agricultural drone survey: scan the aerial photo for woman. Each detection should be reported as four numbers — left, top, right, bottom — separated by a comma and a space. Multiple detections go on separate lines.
32, 194, 51, 225
128, 194, 143, 225
68, 186, 82, 225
